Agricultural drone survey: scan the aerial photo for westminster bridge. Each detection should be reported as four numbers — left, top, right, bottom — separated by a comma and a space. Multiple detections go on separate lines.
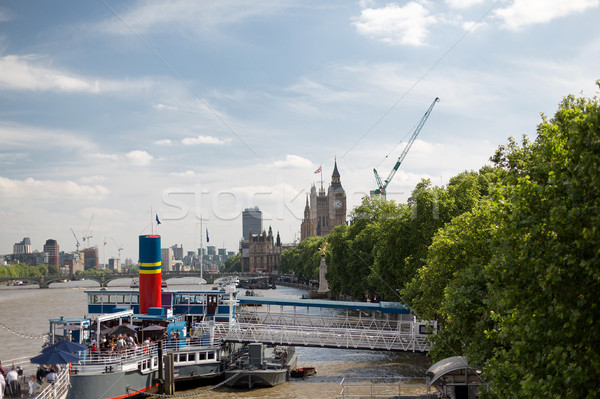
0, 271, 276, 289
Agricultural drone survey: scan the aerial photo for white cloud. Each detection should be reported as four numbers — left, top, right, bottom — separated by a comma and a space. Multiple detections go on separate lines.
96, 1, 289, 36
352, 2, 437, 46
0, 123, 95, 152
181, 135, 230, 145
154, 139, 174, 145
125, 150, 154, 166
0, 176, 109, 199
153, 103, 178, 111
170, 170, 195, 177
79, 175, 107, 183
0, 54, 100, 92
92, 153, 120, 161
495, 0, 599, 30
270, 155, 313, 169
0, 54, 154, 93
445, 0, 485, 8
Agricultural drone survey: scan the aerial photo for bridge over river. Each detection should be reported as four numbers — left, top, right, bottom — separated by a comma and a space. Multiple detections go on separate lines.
0, 272, 271, 288
197, 296, 434, 353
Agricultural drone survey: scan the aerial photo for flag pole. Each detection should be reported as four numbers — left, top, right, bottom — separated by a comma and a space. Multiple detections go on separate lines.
320, 165, 323, 191
200, 216, 203, 284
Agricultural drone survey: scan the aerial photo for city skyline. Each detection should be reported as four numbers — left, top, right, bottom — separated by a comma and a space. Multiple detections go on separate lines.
1, 1, 599, 261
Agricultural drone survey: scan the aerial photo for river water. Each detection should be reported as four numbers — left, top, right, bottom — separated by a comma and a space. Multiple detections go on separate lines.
0, 280, 431, 398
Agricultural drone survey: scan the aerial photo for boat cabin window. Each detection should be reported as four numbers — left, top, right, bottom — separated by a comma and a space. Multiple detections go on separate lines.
88, 292, 139, 305
175, 294, 190, 304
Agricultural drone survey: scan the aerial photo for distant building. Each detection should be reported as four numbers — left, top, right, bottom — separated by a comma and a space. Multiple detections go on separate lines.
83, 247, 99, 270
43, 239, 60, 268
171, 244, 184, 260
161, 247, 175, 272
301, 160, 347, 240
63, 252, 84, 274
108, 258, 121, 272
240, 226, 282, 274
206, 246, 216, 256
13, 237, 32, 262
242, 207, 262, 240
26, 251, 48, 266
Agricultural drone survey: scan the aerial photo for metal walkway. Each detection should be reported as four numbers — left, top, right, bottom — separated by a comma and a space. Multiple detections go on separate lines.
197, 296, 434, 352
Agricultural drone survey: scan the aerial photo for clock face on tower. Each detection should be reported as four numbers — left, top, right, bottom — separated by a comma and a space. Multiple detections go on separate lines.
334, 199, 343, 209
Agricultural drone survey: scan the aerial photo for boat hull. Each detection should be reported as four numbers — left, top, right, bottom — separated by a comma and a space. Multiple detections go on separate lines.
67, 370, 158, 399
225, 352, 297, 389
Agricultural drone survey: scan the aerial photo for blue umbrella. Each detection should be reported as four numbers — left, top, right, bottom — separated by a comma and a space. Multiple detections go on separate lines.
30, 349, 80, 365
43, 340, 87, 353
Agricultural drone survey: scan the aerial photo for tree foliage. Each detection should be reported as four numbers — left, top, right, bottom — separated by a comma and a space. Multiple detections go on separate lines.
277, 83, 600, 398
223, 253, 241, 273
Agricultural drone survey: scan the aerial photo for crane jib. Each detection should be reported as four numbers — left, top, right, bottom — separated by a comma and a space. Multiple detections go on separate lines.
371, 97, 440, 198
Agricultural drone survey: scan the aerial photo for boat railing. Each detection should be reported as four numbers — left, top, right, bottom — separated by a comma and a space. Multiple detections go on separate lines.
35, 367, 70, 399
162, 337, 222, 352
71, 337, 222, 373
71, 343, 159, 373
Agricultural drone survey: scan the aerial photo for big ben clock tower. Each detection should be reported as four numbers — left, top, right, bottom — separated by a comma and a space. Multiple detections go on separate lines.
326, 159, 346, 234
300, 160, 347, 240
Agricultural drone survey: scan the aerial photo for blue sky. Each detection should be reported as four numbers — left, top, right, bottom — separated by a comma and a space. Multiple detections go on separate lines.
1, 0, 599, 262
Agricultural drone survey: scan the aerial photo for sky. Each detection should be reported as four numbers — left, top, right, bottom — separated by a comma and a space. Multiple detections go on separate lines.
1, 0, 599, 263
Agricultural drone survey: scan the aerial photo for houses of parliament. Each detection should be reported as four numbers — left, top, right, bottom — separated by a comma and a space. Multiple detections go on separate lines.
301, 160, 347, 241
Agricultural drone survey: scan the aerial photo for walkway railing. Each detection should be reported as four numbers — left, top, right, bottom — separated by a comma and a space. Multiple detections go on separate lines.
337, 377, 434, 398
36, 367, 70, 399
197, 321, 432, 352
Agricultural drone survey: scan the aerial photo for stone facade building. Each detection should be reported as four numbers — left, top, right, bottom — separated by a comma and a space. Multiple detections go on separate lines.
301, 161, 347, 240
240, 226, 282, 273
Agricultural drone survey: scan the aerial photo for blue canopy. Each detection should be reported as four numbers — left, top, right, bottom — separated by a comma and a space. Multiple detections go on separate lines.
31, 349, 79, 365
43, 340, 87, 353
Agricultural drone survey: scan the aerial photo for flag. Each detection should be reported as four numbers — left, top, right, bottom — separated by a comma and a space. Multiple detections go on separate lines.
314, 166, 322, 174
206, 228, 209, 243
156, 214, 161, 225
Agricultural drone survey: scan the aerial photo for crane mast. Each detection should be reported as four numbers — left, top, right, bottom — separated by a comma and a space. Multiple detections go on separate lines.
372, 97, 440, 198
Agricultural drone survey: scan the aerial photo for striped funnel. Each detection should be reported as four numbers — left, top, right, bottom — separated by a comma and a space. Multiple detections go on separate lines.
139, 235, 161, 314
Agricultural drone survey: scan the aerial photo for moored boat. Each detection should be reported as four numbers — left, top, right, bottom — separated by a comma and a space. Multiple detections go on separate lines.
224, 343, 297, 389
291, 366, 316, 378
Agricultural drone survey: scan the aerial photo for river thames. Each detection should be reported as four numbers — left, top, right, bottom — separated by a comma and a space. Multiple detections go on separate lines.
0, 280, 431, 398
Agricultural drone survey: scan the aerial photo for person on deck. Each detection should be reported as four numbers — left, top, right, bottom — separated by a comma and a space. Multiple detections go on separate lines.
0, 372, 5, 399
5, 366, 19, 397
28, 375, 41, 398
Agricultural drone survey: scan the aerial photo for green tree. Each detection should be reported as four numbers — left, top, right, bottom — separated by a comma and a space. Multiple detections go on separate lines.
280, 237, 324, 281
223, 253, 241, 273
326, 195, 402, 299
483, 88, 600, 398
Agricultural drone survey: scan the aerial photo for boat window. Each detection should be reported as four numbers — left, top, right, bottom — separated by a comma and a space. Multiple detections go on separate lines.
132, 294, 139, 304
123, 294, 131, 304
109, 294, 124, 303
199, 353, 206, 360
100, 294, 109, 303
207, 352, 214, 359
89, 294, 100, 304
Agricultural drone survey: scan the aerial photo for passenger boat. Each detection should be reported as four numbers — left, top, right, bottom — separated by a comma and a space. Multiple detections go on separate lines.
42, 284, 239, 399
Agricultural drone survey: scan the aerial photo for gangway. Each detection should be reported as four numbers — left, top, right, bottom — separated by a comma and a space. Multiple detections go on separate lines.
197, 297, 435, 353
